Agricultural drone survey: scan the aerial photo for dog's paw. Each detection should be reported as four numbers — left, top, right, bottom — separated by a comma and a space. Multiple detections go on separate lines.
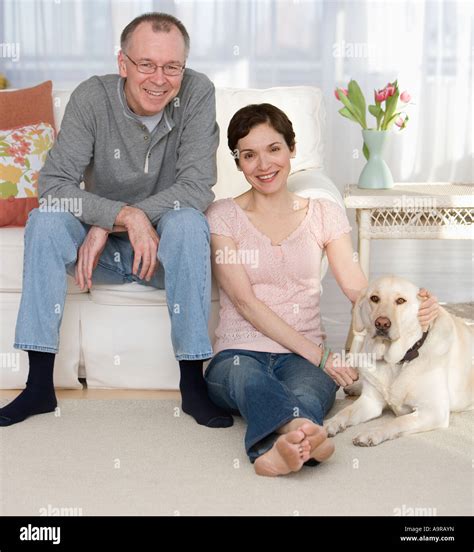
353, 429, 385, 447
324, 416, 347, 437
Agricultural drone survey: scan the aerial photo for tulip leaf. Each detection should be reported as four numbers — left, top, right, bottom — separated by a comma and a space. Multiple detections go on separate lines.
368, 104, 382, 117
348, 79, 367, 128
363, 142, 369, 160
338, 106, 359, 123
385, 112, 400, 130
369, 104, 384, 130
336, 89, 364, 127
382, 88, 400, 129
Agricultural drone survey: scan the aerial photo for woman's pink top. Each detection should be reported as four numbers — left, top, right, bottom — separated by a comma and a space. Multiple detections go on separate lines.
205, 197, 352, 355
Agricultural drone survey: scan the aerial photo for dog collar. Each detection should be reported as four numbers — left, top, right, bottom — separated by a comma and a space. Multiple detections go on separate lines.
398, 331, 429, 364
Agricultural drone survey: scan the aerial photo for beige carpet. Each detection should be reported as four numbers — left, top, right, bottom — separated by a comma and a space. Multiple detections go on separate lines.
1, 393, 472, 516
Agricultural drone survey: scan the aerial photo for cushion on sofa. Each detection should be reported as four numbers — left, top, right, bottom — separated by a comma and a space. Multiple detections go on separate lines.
0, 226, 86, 294
0, 122, 55, 226
0, 81, 56, 131
80, 296, 220, 389
89, 280, 220, 306
80, 301, 181, 389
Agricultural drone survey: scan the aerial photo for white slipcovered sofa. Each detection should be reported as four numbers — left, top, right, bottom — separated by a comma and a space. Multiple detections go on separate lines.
0, 84, 344, 390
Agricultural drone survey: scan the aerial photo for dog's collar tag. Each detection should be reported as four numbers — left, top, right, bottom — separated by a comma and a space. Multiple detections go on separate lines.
398, 331, 429, 364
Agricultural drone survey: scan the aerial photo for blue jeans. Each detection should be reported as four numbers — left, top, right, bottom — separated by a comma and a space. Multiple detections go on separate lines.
204, 349, 338, 462
14, 208, 213, 361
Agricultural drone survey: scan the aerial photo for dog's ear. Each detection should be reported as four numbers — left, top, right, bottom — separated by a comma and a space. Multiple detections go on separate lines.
352, 287, 368, 333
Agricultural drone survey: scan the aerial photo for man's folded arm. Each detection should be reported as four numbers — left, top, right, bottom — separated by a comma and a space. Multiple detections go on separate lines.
132, 82, 219, 225
38, 84, 127, 230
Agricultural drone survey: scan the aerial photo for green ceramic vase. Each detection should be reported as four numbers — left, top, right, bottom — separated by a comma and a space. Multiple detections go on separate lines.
358, 129, 394, 189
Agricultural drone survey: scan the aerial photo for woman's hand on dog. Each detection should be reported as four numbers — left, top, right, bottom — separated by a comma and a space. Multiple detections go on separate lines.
418, 288, 439, 331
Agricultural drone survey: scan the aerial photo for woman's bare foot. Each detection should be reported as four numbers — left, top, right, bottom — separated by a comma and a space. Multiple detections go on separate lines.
300, 422, 335, 462
277, 417, 313, 434
254, 430, 310, 477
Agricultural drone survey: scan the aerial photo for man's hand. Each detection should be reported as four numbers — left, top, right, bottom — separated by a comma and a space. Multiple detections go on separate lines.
323, 352, 359, 387
115, 206, 159, 281
75, 226, 110, 290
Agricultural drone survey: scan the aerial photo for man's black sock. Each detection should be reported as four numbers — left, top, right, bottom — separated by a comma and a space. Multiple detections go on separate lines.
0, 351, 57, 426
179, 359, 233, 428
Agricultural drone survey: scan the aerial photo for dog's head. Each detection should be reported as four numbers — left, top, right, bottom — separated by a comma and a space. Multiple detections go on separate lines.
353, 275, 425, 364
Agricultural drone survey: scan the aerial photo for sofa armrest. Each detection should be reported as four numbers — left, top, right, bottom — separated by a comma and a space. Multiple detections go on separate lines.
287, 168, 345, 286
287, 168, 344, 207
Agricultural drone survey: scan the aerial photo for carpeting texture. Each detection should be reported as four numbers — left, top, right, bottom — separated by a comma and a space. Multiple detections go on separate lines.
1, 394, 472, 516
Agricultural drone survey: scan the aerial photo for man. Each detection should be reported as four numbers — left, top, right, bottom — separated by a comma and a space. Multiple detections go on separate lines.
0, 12, 232, 428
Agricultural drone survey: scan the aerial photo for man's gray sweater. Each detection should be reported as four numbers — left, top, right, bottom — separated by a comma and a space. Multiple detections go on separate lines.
39, 70, 219, 229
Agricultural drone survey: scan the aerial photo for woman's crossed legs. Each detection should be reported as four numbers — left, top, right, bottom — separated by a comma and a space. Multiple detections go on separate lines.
205, 349, 338, 476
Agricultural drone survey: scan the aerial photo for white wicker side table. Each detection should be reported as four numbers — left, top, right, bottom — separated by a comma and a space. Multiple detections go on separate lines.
343, 182, 473, 349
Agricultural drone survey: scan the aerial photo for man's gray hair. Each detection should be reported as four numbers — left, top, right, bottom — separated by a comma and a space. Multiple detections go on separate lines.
120, 12, 190, 57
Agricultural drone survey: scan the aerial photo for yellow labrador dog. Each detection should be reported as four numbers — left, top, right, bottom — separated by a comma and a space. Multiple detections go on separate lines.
324, 275, 473, 446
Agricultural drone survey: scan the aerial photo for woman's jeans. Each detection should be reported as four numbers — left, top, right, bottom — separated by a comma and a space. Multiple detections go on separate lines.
14, 208, 213, 361
204, 349, 338, 462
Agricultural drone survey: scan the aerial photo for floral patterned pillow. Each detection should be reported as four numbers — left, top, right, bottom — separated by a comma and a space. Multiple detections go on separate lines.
0, 122, 55, 226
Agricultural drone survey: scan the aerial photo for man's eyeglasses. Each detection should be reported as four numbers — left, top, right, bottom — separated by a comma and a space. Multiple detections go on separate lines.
124, 53, 185, 76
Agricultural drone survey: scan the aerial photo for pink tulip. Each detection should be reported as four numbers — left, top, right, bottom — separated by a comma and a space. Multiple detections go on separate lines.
375, 83, 397, 103
334, 88, 349, 100
375, 88, 388, 102
395, 113, 407, 128
400, 90, 411, 103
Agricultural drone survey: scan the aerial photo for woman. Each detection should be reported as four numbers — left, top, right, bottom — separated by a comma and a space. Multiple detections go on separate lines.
205, 103, 438, 477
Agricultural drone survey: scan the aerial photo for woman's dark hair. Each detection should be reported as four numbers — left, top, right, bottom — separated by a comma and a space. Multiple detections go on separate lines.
227, 103, 296, 166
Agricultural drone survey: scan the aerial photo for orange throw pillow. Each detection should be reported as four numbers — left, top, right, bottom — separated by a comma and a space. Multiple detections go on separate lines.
0, 82, 56, 226
0, 81, 56, 132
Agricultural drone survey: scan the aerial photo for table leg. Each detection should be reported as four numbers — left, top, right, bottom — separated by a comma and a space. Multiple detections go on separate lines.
358, 210, 371, 279
345, 209, 371, 351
